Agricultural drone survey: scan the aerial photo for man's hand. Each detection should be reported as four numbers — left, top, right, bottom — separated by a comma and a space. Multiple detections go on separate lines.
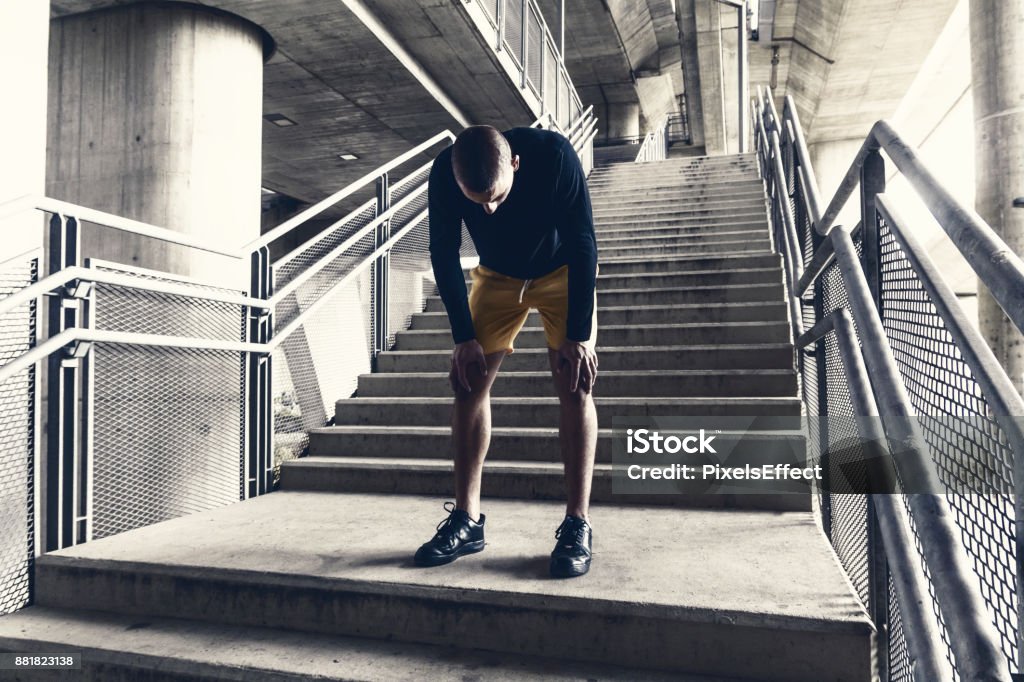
556, 340, 598, 393
449, 339, 488, 393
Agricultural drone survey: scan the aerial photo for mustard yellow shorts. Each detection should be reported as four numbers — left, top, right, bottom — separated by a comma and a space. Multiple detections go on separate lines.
468, 263, 598, 355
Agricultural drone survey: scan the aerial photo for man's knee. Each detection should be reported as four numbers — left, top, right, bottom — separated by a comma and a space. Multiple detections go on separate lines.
556, 379, 593, 406
454, 381, 491, 404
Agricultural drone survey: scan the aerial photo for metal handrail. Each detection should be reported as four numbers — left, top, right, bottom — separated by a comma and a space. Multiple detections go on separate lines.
247, 130, 455, 252
815, 121, 1024, 335
635, 116, 669, 163
755, 85, 1017, 680
0, 195, 243, 259
805, 308, 952, 681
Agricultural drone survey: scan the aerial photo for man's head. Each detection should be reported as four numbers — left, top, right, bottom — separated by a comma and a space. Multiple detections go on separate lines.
452, 125, 520, 215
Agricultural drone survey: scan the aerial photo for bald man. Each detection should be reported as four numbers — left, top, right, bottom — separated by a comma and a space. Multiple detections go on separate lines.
414, 125, 599, 578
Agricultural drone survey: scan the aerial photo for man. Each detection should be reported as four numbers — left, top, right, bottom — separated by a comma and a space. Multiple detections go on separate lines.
415, 124, 599, 578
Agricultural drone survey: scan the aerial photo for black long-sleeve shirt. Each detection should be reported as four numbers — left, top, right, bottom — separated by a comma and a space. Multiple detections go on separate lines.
428, 127, 598, 344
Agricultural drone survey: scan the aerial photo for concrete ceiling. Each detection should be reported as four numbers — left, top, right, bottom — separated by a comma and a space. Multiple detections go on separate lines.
534, 0, 684, 134
752, 0, 959, 143
535, 0, 637, 107
49, 0, 537, 215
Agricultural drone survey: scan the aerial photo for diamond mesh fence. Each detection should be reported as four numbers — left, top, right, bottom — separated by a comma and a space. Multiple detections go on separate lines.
89, 263, 246, 539
544, 43, 558, 116
0, 254, 37, 615
270, 162, 435, 473
502, 0, 524, 66
779, 130, 1020, 678
479, 0, 498, 26
526, 5, 543, 96
879, 215, 1019, 673
557, 72, 570, 130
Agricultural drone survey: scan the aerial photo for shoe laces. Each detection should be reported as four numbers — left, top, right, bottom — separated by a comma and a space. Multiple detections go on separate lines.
434, 501, 460, 539
555, 516, 588, 545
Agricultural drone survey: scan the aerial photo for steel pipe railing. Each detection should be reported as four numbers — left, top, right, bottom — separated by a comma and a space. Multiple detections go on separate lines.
756, 80, 1020, 679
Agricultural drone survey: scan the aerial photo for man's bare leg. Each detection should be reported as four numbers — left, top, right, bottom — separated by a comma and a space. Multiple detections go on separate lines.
452, 350, 506, 521
548, 349, 598, 521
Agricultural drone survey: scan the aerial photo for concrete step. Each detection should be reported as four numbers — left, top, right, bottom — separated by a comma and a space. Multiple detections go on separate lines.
410, 301, 789, 330
589, 252, 782, 273
596, 230, 771, 248
27, 492, 872, 681
589, 184, 764, 204
396, 321, 790, 351
593, 155, 761, 169
589, 180, 763, 199
588, 172, 761, 186
456, 253, 782, 279
589, 176, 765, 189
357, 369, 798, 398
595, 219, 769, 238
592, 196, 766, 217
456, 268, 783, 292
424, 283, 786, 312
599, 240, 773, 258
592, 163, 759, 174
334, 396, 803, 427
307, 424, 806, 465
595, 211, 769, 229
281, 457, 810, 512
0, 605, 715, 682
588, 179, 761, 193
375, 344, 795, 373
591, 195, 766, 216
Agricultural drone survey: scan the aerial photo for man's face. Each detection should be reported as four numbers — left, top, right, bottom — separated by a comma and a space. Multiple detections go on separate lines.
457, 155, 520, 215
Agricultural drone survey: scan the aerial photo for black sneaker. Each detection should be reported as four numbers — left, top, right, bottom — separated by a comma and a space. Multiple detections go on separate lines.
413, 501, 486, 567
550, 515, 592, 578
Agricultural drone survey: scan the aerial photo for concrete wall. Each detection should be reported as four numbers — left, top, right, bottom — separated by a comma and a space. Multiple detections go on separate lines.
808, 1, 978, 322
0, 2, 49, 262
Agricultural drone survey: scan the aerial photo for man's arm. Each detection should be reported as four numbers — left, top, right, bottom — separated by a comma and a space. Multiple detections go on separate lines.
553, 142, 598, 343
428, 155, 475, 344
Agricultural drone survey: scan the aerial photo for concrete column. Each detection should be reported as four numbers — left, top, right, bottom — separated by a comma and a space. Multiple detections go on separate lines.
604, 102, 641, 143
0, 1, 49, 262
694, 0, 727, 155
47, 2, 268, 286
969, 0, 1024, 396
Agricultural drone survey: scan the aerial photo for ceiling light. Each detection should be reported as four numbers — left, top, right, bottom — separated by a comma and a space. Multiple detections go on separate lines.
264, 113, 297, 127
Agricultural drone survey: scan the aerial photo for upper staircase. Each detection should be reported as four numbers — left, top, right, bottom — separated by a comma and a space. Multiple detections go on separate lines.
0, 154, 873, 680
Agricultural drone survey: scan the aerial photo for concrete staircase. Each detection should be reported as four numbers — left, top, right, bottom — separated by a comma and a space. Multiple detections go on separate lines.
0, 154, 873, 681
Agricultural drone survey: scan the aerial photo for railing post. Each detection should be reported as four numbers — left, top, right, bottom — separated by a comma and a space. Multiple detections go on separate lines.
44, 213, 91, 551
860, 150, 886, 306
520, 0, 528, 88
495, 0, 504, 52
246, 247, 273, 498
372, 173, 391, 366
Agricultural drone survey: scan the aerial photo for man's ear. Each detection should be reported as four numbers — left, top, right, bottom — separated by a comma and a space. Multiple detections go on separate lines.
511, 154, 520, 172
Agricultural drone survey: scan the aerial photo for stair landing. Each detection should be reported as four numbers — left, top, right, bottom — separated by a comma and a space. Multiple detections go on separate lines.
10, 491, 874, 681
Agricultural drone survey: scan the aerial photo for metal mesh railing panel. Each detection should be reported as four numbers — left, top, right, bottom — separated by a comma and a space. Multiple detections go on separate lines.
386, 215, 431, 350
91, 343, 243, 539
89, 265, 245, 539
887, 565, 914, 680
478, 0, 498, 27
817, 235, 874, 608
879, 215, 1019, 671
274, 201, 376, 293
544, 43, 558, 115
526, 6, 542, 95
557, 71, 570, 130
272, 271, 372, 467
502, 0, 523, 65
0, 256, 37, 615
